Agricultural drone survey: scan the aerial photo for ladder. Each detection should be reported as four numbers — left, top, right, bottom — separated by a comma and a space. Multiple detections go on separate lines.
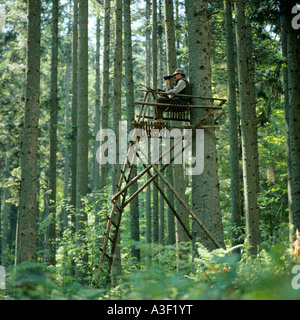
95, 89, 226, 284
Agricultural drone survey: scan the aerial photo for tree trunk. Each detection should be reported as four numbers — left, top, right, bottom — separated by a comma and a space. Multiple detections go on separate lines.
93, 6, 102, 262
158, 0, 164, 89
152, 0, 160, 247
235, 0, 259, 256
158, 1, 168, 246
166, 165, 175, 245
9, 204, 18, 265
70, 0, 78, 209
152, 0, 157, 89
2, 140, 10, 267
43, 183, 49, 262
145, 0, 151, 87
145, 0, 153, 265
70, 0, 78, 277
175, 0, 180, 49
164, 0, 177, 248
285, 3, 300, 233
186, 0, 225, 251
124, 0, 140, 263
111, 0, 123, 281
63, 37, 71, 231
93, 14, 101, 192
224, 0, 242, 249
164, 0, 189, 252
76, 0, 89, 279
164, 0, 176, 74
19, 0, 41, 263
99, 0, 111, 191
246, 26, 259, 194
49, 0, 59, 266
280, 13, 293, 242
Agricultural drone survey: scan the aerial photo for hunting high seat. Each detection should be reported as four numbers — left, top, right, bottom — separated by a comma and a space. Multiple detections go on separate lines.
95, 87, 227, 285
133, 88, 226, 136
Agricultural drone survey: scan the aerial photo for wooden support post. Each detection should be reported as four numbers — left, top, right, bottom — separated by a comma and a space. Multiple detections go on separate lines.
214, 110, 227, 123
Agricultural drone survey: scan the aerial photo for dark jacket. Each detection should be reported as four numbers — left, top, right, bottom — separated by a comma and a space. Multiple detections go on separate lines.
174, 78, 192, 103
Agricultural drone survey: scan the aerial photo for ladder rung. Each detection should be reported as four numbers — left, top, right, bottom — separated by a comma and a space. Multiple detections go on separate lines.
100, 248, 112, 261
120, 169, 129, 183
106, 216, 117, 228
103, 232, 114, 243
115, 205, 123, 215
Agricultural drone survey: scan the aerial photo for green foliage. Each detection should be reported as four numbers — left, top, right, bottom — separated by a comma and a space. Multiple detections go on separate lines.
2, 235, 299, 300
0, 0, 297, 302
5, 263, 105, 300
54, 189, 111, 284
95, 243, 300, 300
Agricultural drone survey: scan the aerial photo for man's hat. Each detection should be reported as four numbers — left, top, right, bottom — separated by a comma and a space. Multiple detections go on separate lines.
174, 68, 186, 76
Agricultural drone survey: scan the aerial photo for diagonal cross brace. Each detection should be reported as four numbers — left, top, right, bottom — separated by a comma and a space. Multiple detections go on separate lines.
138, 147, 224, 250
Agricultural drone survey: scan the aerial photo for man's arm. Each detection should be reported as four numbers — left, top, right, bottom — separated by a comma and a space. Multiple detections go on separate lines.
166, 79, 186, 95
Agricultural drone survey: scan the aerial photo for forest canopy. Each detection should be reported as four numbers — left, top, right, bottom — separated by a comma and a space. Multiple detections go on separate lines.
0, 0, 300, 300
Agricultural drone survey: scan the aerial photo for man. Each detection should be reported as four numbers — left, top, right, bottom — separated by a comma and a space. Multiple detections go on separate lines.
154, 68, 192, 124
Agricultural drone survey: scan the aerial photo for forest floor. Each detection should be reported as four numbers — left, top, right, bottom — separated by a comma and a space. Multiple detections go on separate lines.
1, 243, 300, 300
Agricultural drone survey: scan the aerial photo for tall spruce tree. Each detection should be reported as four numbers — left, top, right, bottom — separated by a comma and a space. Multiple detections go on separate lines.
280, 7, 293, 241
19, 0, 41, 263
70, 0, 78, 276
235, 0, 260, 256
164, 0, 189, 257
224, 0, 242, 249
48, 0, 59, 266
76, 0, 89, 279
284, 1, 300, 233
93, 12, 101, 191
186, 0, 225, 251
99, 0, 111, 191
124, 0, 140, 263
111, 0, 123, 280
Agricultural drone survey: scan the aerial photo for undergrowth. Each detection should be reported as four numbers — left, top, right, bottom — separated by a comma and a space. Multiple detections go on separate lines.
1, 242, 300, 300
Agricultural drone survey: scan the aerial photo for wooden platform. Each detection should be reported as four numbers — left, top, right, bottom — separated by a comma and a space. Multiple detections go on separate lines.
133, 89, 226, 132
132, 121, 220, 135
134, 101, 223, 109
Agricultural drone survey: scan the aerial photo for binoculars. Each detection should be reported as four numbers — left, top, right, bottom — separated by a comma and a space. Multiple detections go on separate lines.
163, 74, 175, 80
